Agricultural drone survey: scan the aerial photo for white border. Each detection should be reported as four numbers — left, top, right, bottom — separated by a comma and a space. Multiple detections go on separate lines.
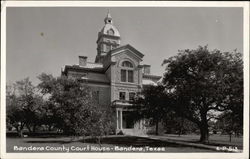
1, 1, 249, 159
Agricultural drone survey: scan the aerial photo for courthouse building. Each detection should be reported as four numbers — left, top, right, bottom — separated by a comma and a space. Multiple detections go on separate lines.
62, 12, 161, 135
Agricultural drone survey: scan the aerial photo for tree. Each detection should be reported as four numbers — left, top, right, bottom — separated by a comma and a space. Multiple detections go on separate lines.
37, 73, 115, 138
216, 110, 243, 141
161, 46, 243, 143
38, 73, 91, 135
163, 111, 198, 135
82, 105, 116, 144
6, 88, 25, 136
6, 78, 45, 135
16, 78, 45, 133
133, 85, 170, 135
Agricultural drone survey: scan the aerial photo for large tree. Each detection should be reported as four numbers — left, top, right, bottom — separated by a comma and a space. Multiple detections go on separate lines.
162, 46, 243, 143
37, 73, 115, 138
6, 87, 25, 136
6, 78, 45, 135
133, 85, 170, 135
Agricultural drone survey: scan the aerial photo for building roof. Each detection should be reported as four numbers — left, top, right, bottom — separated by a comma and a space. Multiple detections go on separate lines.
62, 65, 110, 85
142, 74, 162, 86
142, 79, 157, 86
63, 64, 104, 74
82, 72, 110, 84
109, 44, 144, 60
143, 74, 162, 80
83, 62, 103, 69
100, 24, 120, 37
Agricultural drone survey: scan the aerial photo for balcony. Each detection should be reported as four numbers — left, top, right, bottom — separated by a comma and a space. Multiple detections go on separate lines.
111, 100, 134, 108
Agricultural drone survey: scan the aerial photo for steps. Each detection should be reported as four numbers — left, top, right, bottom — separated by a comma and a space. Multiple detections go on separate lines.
118, 129, 148, 137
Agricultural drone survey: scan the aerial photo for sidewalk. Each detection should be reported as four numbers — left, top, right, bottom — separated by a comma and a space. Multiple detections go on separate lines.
147, 135, 242, 152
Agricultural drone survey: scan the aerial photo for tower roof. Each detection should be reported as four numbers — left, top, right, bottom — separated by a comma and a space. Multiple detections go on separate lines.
100, 11, 120, 37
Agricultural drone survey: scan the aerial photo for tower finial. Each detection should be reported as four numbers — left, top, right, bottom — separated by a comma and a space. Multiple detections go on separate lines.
107, 9, 111, 18
104, 9, 112, 24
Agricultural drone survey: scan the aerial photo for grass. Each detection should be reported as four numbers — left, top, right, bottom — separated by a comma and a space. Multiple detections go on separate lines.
150, 134, 243, 149
6, 135, 216, 153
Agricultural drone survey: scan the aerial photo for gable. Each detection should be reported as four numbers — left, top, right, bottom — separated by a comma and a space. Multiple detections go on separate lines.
111, 50, 143, 68
110, 44, 144, 61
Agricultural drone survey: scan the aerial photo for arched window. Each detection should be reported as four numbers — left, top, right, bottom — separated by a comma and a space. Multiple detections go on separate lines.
121, 61, 134, 83
107, 29, 114, 35
122, 61, 133, 68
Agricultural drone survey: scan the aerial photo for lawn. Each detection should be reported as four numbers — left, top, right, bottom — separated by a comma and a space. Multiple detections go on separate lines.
6, 136, 216, 153
150, 134, 243, 149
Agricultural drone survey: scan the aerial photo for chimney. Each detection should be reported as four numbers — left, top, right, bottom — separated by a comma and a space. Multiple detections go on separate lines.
79, 56, 87, 66
143, 64, 151, 74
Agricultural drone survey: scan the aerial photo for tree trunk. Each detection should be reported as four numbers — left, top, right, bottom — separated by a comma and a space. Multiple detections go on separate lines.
178, 117, 184, 137
15, 126, 22, 137
26, 124, 32, 133
17, 122, 25, 137
16, 127, 23, 138
199, 123, 209, 143
48, 125, 52, 131
155, 118, 159, 135
229, 132, 232, 142
19, 130, 23, 138
32, 124, 37, 133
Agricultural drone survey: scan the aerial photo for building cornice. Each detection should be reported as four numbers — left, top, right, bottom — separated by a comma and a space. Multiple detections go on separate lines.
63, 65, 105, 74
96, 34, 121, 44
143, 74, 162, 80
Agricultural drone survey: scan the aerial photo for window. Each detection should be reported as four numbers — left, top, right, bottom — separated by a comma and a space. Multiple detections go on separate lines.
119, 92, 126, 100
107, 29, 114, 35
129, 92, 136, 101
128, 70, 134, 83
120, 70, 134, 83
121, 70, 127, 82
120, 61, 134, 83
122, 61, 133, 68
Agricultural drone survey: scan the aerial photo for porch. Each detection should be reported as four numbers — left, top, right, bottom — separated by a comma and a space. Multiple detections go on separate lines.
112, 100, 147, 136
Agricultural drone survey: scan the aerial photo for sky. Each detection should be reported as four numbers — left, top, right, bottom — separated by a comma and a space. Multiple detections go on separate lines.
6, 7, 243, 86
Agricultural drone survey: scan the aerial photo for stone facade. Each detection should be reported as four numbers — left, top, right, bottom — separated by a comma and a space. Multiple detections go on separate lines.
62, 12, 161, 136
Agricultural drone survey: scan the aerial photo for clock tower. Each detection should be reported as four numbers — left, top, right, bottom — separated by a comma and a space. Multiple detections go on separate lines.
95, 11, 121, 63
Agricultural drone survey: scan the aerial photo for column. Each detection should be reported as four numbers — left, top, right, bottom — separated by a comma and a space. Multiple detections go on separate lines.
116, 109, 119, 130
120, 110, 123, 129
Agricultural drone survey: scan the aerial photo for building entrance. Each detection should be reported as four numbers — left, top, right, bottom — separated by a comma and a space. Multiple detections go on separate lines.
122, 111, 135, 129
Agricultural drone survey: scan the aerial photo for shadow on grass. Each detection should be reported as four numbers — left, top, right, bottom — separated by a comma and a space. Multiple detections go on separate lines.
23, 136, 230, 149
22, 136, 189, 148
25, 140, 72, 144
83, 136, 187, 148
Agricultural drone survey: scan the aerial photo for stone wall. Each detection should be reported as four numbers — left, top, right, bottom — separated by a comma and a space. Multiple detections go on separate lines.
66, 70, 111, 106
87, 83, 111, 106
110, 50, 143, 101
